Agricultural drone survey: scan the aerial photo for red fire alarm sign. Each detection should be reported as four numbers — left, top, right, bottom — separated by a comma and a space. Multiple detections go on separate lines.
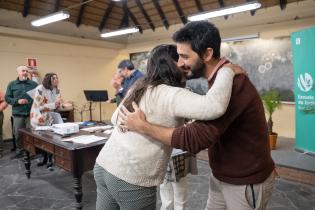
27, 58, 37, 68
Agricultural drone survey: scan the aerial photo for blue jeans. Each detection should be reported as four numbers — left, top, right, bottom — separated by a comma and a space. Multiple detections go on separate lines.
94, 163, 157, 210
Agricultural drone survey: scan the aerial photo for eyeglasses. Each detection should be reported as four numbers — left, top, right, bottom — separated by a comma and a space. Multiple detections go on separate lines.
51, 76, 58, 80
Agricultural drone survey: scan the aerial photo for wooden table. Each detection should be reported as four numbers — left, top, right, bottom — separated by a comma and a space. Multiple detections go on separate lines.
20, 128, 108, 210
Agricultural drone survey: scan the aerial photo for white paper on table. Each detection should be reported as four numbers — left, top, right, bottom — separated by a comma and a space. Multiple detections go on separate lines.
80, 125, 113, 132
26, 88, 37, 99
103, 129, 113, 135
62, 135, 107, 144
51, 112, 64, 124
35, 126, 53, 131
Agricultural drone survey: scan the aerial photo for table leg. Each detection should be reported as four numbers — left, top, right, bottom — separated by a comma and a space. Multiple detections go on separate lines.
74, 176, 83, 210
24, 150, 31, 178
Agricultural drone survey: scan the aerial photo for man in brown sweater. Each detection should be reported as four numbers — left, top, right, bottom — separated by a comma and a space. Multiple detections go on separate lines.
119, 21, 275, 210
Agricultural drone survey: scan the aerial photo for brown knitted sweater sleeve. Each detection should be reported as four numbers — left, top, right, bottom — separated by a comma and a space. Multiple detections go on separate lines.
171, 75, 251, 154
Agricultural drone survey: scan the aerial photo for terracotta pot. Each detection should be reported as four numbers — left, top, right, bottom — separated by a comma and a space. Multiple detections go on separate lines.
269, 133, 278, 150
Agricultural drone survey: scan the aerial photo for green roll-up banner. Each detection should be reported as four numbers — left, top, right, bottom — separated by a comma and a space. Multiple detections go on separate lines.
291, 26, 315, 153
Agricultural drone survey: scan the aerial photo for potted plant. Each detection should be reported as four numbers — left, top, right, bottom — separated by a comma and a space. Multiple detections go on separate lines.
262, 90, 281, 150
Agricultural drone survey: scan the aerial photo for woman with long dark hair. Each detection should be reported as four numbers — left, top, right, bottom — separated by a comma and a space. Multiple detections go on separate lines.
94, 44, 240, 210
30, 73, 61, 168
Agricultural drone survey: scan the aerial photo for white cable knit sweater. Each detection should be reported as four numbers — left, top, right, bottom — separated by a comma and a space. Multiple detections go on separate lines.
96, 67, 235, 187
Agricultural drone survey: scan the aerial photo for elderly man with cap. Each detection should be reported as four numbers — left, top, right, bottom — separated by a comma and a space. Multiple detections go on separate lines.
5, 65, 37, 159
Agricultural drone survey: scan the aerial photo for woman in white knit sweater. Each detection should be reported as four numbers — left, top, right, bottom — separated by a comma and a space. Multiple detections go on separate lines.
94, 45, 241, 210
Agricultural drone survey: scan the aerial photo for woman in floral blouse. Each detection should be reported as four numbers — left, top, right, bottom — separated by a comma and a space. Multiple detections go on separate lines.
30, 73, 61, 168
30, 73, 61, 127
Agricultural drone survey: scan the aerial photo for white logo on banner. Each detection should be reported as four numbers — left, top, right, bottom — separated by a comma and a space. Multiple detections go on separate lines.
298, 73, 313, 92
296, 37, 301, 45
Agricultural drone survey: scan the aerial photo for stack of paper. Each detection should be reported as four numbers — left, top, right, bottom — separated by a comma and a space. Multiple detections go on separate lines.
62, 135, 107, 144
103, 129, 113, 135
80, 125, 113, 133
35, 126, 53, 131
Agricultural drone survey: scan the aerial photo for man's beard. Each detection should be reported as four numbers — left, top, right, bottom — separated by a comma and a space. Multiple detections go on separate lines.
186, 58, 206, 80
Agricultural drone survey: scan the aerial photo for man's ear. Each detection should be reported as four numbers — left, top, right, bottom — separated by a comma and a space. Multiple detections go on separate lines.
203, 48, 214, 62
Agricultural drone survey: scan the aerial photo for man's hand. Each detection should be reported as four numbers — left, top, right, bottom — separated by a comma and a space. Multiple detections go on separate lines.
119, 102, 147, 133
119, 101, 174, 145
18, 99, 28, 104
224, 63, 247, 76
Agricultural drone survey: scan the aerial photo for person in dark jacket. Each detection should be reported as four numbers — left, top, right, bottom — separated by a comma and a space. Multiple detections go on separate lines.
5, 65, 37, 159
119, 21, 275, 210
116, 60, 143, 101
107, 60, 143, 106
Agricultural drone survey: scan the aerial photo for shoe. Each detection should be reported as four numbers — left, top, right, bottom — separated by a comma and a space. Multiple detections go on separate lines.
47, 161, 54, 171
37, 154, 48, 167
47, 166, 54, 171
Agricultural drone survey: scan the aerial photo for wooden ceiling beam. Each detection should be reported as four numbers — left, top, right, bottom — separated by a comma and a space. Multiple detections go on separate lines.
218, 0, 228, 20
22, 0, 30, 17
194, 0, 203, 12
126, 6, 143, 33
152, 0, 169, 30
53, 0, 60, 12
135, 0, 155, 31
76, 0, 88, 27
280, 0, 287, 10
98, 1, 114, 31
120, 1, 129, 28
246, 0, 256, 16
172, 0, 187, 24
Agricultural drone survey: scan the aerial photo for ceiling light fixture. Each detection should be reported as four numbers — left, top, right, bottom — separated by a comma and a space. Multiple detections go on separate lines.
31, 0, 95, 27
100, 27, 140, 38
188, 1, 261, 21
222, 34, 259, 42
31, 11, 70, 27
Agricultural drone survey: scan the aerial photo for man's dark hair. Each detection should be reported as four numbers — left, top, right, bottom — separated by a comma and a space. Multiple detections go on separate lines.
117, 59, 134, 70
123, 44, 182, 112
42, 73, 57, 90
172, 21, 221, 59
